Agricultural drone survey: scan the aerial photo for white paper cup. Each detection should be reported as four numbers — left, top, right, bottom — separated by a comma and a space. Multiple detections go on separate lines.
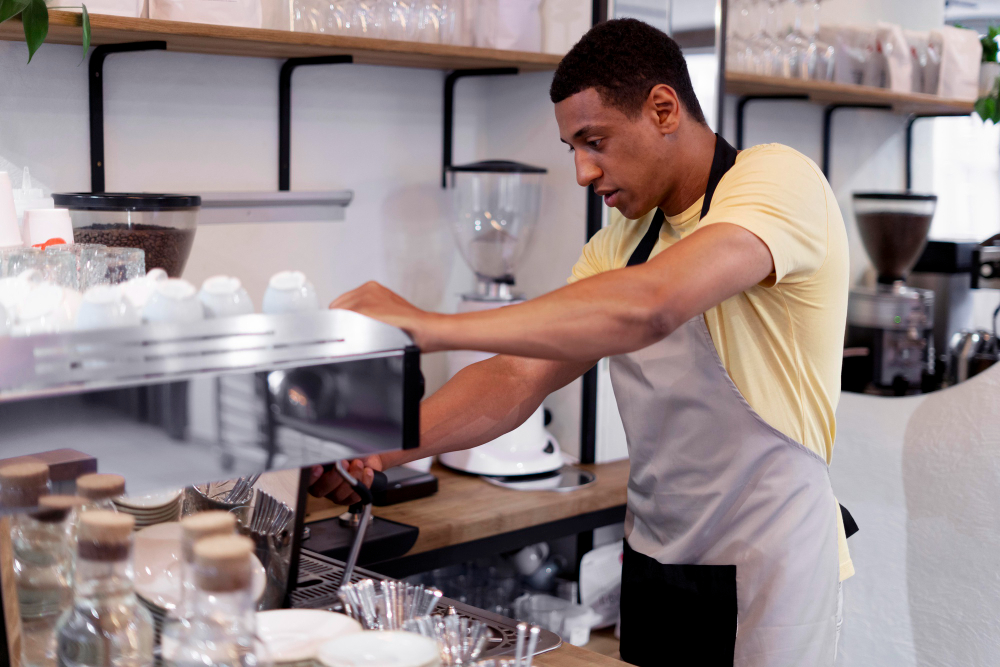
142, 279, 204, 324
76, 285, 142, 330
199, 275, 254, 319
0, 173, 24, 249
22, 208, 73, 248
262, 271, 320, 315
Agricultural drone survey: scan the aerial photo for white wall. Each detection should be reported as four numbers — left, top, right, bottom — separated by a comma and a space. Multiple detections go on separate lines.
0, 31, 587, 456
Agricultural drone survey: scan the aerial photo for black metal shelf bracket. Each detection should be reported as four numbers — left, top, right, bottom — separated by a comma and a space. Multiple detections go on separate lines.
905, 112, 971, 190
278, 55, 354, 192
441, 68, 519, 188
821, 103, 893, 177
89, 41, 167, 193
734, 94, 809, 150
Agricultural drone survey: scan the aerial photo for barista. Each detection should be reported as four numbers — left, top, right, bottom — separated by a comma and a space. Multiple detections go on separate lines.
312, 18, 852, 667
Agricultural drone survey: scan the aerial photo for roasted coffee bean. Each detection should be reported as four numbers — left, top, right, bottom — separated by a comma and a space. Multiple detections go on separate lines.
73, 224, 195, 278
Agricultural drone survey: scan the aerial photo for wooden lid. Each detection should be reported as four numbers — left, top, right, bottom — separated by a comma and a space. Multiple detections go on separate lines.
34, 495, 88, 522
76, 473, 126, 501
194, 535, 254, 593
39, 495, 88, 511
78, 511, 134, 560
0, 460, 50, 507
181, 511, 236, 561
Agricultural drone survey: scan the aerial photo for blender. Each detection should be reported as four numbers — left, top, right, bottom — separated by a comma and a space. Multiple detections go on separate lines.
437, 160, 566, 478
843, 193, 937, 395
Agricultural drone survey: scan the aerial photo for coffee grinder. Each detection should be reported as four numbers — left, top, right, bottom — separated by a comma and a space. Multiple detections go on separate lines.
843, 193, 937, 395
438, 160, 565, 478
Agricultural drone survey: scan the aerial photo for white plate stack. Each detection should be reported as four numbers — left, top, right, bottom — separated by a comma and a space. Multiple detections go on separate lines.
257, 609, 362, 667
113, 489, 183, 528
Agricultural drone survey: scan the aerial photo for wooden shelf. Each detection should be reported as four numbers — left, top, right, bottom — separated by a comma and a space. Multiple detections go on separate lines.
725, 71, 975, 115
0, 11, 564, 71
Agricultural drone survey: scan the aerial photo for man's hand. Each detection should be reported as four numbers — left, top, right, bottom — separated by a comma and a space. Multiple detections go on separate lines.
329, 282, 440, 350
308, 455, 385, 506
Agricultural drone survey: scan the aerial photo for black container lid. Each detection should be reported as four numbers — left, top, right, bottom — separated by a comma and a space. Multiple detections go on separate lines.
853, 192, 937, 201
53, 193, 201, 210
446, 160, 547, 174
912, 239, 980, 274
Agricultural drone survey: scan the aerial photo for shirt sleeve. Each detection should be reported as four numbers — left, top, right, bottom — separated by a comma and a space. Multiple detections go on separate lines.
567, 220, 616, 284
701, 146, 831, 286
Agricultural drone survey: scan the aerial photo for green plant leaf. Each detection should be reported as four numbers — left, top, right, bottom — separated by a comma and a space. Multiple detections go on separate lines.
976, 95, 1000, 124
0, 0, 29, 24
80, 4, 89, 61
21, 0, 48, 63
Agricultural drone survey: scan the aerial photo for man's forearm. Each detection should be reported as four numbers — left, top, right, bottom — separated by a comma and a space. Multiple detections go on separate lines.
380, 355, 591, 469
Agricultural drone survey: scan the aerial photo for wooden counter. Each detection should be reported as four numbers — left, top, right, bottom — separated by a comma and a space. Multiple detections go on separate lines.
536, 642, 621, 666
306, 460, 629, 557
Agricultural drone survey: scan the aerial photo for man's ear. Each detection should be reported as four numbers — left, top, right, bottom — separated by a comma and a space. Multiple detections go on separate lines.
646, 84, 682, 136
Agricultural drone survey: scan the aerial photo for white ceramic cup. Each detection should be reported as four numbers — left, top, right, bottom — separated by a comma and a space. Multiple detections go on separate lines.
262, 271, 320, 315
76, 285, 142, 330
142, 279, 204, 324
198, 275, 254, 319
22, 208, 74, 248
122, 268, 169, 311
13, 283, 80, 336
513, 542, 550, 577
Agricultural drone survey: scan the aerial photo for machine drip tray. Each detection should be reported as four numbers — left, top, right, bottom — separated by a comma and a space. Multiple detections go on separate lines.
292, 550, 563, 658
303, 515, 419, 564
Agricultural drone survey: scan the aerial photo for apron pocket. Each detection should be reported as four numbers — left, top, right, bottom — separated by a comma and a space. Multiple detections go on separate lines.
620, 540, 737, 667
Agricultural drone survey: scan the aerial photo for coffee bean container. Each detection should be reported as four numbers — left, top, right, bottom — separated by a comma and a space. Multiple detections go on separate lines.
53, 193, 200, 278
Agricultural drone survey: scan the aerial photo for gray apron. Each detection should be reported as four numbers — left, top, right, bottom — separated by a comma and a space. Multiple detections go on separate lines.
614, 135, 840, 667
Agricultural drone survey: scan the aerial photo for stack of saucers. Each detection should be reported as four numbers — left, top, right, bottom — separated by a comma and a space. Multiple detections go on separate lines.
257, 609, 362, 667
318, 631, 443, 667
112, 489, 183, 528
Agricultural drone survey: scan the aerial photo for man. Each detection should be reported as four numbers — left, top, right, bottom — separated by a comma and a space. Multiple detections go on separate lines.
311, 18, 851, 667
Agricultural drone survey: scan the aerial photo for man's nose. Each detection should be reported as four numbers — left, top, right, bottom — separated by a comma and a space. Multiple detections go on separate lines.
574, 152, 601, 188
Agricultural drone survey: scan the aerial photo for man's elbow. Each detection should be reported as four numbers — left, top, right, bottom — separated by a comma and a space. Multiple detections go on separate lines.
643, 304, 681, 345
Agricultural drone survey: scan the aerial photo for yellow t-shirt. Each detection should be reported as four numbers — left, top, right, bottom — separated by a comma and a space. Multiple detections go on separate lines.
569, 143, 855, 581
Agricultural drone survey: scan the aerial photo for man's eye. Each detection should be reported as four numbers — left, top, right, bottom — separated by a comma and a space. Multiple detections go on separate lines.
567, 145, 575, 153
588, 139, 602, 149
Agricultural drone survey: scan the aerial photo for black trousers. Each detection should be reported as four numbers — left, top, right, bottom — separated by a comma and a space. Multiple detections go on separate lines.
619, 541, 737, 667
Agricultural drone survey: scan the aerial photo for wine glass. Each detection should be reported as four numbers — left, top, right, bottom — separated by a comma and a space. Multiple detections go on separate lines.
372, 0, 412, 40
805, 0, 835, 80
726, 0, 753, 72
293, 0, 327, 33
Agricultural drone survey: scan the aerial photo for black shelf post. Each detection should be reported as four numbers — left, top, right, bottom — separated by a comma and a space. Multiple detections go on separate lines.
89, 42, 167, 193
440, 68, 519, 188
278, 55, 354, 192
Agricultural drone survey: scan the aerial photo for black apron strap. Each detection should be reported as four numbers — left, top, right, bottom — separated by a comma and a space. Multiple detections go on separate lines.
626, 134, 739, 267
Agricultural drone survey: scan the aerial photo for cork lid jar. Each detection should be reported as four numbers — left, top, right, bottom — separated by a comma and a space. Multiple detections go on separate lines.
78, 510, 135, 561
0, 460, 50, 509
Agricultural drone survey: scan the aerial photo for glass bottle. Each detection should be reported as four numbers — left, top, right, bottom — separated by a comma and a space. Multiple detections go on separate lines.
161, 511, 239, 660
56, 510, 154, 667
164, 535, 267, 667
14, 498, 75, 667
75, 473, 126, 512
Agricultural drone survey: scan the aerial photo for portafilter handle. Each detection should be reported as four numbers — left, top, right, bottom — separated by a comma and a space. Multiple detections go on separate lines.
329, 461, 388, 588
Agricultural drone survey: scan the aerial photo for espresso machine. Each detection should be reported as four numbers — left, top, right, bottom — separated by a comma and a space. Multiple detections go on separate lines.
843, 193, 937, 395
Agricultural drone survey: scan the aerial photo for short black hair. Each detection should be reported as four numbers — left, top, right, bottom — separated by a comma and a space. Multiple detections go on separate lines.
550, 18, 707, 125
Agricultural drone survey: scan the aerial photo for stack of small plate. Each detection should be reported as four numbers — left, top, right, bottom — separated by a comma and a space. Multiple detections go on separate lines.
257, 610, 362, 667
113, 489, 183, 528
317, 631, 442, 667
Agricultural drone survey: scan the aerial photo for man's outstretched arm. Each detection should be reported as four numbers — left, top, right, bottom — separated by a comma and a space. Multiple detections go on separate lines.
330, 222, 773, 362
310, 354, 593, 504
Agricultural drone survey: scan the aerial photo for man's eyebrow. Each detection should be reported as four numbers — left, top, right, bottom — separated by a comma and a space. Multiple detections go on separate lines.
572, 125, 597, 140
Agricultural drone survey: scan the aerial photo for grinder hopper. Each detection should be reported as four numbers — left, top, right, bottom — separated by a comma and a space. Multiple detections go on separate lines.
853, 193, 937, 284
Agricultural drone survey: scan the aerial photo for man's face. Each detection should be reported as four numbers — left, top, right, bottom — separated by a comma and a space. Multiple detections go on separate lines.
555, 88, 672, 220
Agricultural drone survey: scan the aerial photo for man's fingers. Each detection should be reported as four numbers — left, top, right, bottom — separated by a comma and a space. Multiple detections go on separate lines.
362, 466, 374, 489
310, 472, 341, 499
308, 465, 324, 485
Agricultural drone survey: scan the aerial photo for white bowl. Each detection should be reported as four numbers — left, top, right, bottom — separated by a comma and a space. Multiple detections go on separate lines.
257, 610, 362, 664
13, 283, 80, 336
122, 268, 168, 310
317, 631, 441, 667
262, 271, 319, 315
133, 521, 266, 612
199, 275, 254, 319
